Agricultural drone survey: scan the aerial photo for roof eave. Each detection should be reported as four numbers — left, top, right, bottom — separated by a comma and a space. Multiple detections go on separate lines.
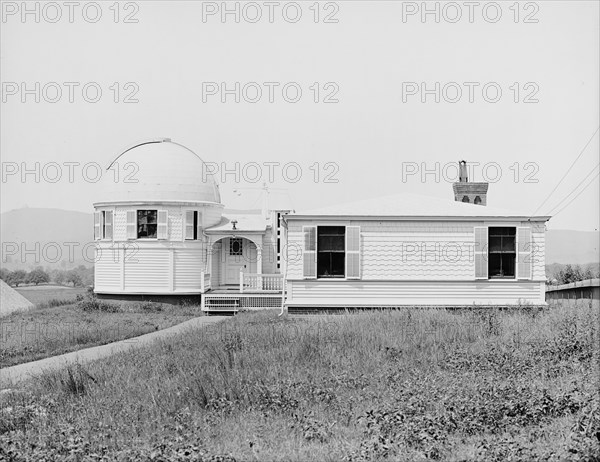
285, 214, 551, 222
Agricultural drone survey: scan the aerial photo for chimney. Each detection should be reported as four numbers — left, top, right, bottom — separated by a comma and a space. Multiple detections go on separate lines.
452, 160, 488, 205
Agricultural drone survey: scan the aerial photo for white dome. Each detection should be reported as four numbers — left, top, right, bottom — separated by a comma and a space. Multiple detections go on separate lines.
99, 139, 221, 204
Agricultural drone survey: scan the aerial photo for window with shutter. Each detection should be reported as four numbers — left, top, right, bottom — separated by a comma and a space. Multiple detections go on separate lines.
317, 226, 345, 278
488, 227, 516, 278
157, 210, 168, 240
94, 212, 101, 240
303, 226, 316, 279
516, 227, 532, 280
185, 210, 195, 240
346, 226, 361, 279
474, 226, 488, 279
126, 211, 137, 239
103, 211, 113, 240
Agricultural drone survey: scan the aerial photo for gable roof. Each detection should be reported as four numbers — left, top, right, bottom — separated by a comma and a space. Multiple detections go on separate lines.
287, 193, 551, 221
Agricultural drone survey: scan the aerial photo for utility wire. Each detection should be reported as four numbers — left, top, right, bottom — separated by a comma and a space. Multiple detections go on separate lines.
545, 162, 600, 216
551, 170, 600, 218
530, 126, 599, 216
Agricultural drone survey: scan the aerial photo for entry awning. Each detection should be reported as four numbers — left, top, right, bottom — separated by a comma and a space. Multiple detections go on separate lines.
204, 213, 269, 234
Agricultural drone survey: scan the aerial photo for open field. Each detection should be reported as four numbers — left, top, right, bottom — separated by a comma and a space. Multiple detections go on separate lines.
1, 303, 599, 461
15, 285, 88, 306
0, 301, 198, 368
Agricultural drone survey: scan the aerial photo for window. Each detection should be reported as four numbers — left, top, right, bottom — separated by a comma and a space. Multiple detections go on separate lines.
462, 196, 470, 203
230, 238, 243, 256
185, 211, 199, 240
317, 226, 345, 278
137, 210, 158, 238
488, 227, 516, 278
474, 196, 482, 205
102, 211, 113, 239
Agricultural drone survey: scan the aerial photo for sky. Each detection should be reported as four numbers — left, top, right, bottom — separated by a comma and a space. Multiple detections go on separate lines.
1, 0, 599, 231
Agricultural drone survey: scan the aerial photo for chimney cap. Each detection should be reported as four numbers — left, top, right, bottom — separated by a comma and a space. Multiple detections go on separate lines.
459, 160, 468, 182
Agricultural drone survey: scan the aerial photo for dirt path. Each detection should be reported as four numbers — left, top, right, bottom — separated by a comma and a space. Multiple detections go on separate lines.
0, 316, 228, 389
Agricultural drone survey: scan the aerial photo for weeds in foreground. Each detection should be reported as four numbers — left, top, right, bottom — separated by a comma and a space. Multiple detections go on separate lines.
1, 304, 599, 461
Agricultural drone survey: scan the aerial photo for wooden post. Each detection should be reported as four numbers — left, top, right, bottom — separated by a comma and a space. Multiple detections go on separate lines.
240, 269, 244, 293
201, 271, 205, 293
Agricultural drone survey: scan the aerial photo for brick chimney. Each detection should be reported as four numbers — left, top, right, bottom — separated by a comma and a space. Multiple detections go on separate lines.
452, 160, 488, 205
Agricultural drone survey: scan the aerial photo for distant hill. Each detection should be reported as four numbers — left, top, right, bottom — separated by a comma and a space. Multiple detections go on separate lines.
1, 208, 598, 270
1, 208, 93, 270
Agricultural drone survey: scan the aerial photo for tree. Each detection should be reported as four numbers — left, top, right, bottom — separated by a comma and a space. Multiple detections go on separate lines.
556, 264, 589, 284
66, 270, 83, 287
25, 268, 50, 285
50, 269, 66, 286
0, 268, 10, 281
6, 270, 27, 287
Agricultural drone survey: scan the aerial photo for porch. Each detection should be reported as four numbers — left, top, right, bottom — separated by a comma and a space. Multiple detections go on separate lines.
199, 271, 284, 314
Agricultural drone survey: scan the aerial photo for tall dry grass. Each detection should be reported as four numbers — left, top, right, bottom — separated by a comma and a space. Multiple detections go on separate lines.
1, 303, 599, 461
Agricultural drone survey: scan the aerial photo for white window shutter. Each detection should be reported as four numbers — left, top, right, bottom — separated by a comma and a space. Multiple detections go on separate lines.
196, 212, 203, 241
105, 211, 113, 240
346, 226, 361, 279
157, 210, 168, 240
185, 210, 195, 240
126, 211, 137, 239
474, 226, 488, 279
93, 212, 101, 240
517, 227, 532, 280
303, 226, 316, 279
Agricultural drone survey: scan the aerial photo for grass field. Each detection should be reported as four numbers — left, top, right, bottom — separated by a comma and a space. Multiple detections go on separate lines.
1, 304, 599, 461
15, 285, 88, 306
0, 298, 198, 368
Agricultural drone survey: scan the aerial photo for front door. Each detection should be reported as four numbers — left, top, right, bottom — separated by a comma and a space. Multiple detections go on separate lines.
223, 238, 257, 285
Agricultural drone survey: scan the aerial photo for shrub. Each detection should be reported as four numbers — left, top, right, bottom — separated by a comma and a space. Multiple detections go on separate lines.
76, 293, 119, 313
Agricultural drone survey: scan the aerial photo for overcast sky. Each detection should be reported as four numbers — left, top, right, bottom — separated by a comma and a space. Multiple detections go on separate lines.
1, 0, 598, 231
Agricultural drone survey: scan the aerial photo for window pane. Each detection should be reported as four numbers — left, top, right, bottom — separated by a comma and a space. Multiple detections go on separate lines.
230, 238, 243, 256
489, 236, 502, 252
501, 237, 515, 252
318, 235, 345, 251
502, 253, 515, 277
317, 252, 345, 278
318, 226, 345, 252
137, 210, 158, 238
489, 253, 502, 277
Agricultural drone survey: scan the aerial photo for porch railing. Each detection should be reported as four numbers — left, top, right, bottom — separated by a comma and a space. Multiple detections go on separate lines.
239, 272, 283, 293
200, 271, 212, 293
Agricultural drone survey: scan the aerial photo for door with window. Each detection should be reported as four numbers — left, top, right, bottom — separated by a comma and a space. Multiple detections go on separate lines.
223, 238, 257, 285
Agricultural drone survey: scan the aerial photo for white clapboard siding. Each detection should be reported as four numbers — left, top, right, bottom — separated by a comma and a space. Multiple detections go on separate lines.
124, 248, 170, 291
287, 280, 545, 306
174, 249, 204, 290
286, 220, 545, 284
94, 245, 121, 290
